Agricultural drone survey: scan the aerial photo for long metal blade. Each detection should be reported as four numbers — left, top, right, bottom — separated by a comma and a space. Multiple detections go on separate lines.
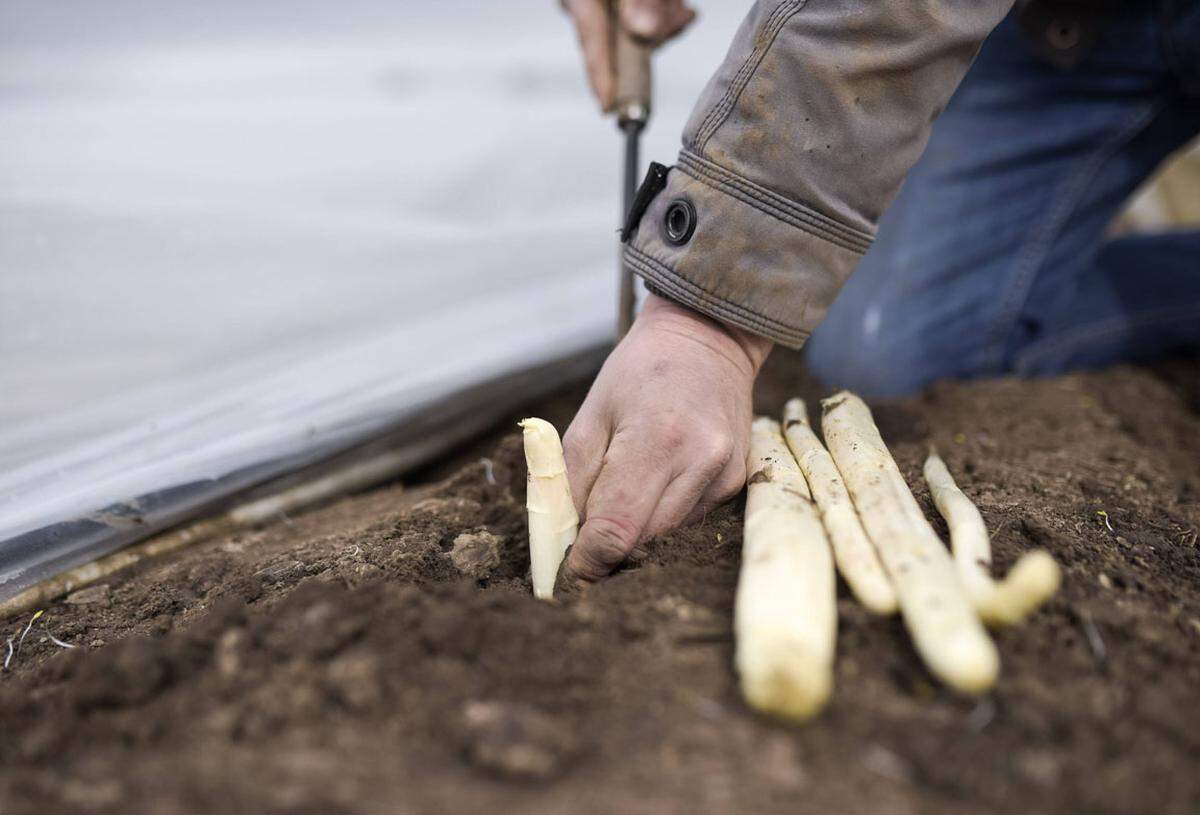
618, 122, 641, 338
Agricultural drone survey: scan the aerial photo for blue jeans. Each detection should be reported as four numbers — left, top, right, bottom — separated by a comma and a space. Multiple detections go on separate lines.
805, 3, 1200, 397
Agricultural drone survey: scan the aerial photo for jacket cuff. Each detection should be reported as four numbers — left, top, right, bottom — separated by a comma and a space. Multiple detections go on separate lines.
624, 152, 873, 350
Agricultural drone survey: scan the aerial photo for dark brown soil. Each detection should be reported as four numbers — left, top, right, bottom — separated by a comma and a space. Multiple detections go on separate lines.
2, 352, 1199, 815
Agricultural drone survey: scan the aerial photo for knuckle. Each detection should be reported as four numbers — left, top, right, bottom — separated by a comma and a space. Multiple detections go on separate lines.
686, 433, 732, 482
704, 435, 735, 468
563, 420, 604, 462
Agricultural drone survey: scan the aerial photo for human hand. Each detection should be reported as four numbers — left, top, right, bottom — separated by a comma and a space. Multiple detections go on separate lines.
559, 0, 697, 111
561, 293, 773, 582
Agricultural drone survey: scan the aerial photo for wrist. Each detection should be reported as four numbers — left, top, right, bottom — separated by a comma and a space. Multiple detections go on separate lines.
637, 293, 774, 376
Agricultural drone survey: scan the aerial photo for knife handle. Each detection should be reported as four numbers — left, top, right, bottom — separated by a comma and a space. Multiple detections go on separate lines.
613, 6, 652, 126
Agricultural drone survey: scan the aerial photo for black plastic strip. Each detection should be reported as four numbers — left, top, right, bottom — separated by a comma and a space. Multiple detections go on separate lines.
621, 161, 671, 243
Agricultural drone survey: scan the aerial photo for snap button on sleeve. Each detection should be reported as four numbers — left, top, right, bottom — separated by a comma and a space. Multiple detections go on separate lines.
662, 199, 697, 246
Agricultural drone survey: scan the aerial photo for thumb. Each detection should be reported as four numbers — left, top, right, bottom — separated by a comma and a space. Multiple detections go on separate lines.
567, 515, 644, 582
564, 446, 670, 582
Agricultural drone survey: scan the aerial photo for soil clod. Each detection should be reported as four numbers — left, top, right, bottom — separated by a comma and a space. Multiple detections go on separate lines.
459, 700, 581, 782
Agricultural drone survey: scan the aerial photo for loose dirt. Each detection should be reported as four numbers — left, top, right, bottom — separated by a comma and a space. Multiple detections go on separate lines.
2, 352, 1198, 815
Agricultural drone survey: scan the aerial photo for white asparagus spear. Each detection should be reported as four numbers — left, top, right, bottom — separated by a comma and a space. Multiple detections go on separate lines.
821, 392, 999, 694
923, 451, 1061, 627
520, 418, 579, 600
783, 399, 898, 615
735, 417, 837, 721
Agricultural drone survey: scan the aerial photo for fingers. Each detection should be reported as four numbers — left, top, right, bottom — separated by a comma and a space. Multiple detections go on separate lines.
565, 436, 671, 582
566, 424, 741, 582
681, 457, 746, 528
561, 0, 695, 110
562, 0, 615, 111
643, 436, 733, 537
620, 0, 697, 44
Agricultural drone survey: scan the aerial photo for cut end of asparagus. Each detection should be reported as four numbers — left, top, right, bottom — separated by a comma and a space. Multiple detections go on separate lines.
750, 414, 783, 436
740, 643, 833, 723
783, 397, 809, 428
925, 626, 1001, 695
855, 581, 900, 617
819, 390, 855, 415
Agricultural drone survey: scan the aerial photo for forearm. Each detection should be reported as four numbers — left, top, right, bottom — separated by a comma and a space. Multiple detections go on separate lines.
623, 0, 1014, 348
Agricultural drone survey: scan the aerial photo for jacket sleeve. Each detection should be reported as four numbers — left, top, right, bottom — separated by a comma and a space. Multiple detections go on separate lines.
624, 0, 1013, 348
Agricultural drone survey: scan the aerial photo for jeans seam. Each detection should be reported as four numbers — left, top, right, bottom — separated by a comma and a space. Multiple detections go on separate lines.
981, 98, 1166, 371
1014, 306, 1200, 371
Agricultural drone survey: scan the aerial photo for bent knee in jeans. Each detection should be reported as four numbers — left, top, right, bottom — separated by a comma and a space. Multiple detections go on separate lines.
803, 299, 945, 397
801, 247, 999, 398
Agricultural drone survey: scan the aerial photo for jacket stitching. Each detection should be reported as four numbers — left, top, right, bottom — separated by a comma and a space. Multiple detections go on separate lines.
691, 0, 792, 144
692, 1, 793, 146
624, 244, 810, 345
626, 245, 787, 330
678, 151, 873, 252
630, 254, 809, 346
693, 0, 799, 149
695, 0, 809, 154
680, 161, 869, 255
680, 151, 874, 245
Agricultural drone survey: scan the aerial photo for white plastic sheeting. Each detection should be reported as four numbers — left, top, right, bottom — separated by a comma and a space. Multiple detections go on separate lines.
0, 3, 745, 556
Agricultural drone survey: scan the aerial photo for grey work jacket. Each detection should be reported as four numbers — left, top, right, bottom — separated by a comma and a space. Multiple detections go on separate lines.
623, 0, 1013, 348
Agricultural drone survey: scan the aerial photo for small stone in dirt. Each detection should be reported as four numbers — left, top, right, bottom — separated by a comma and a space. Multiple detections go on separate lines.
448, 531, 503, 578
861, 744, 912, 785
60, 777, 124, 809
349, 562, 383, 583
460, 700, 580, 782
757, 734, 807, 790
64, 584, 112, 606
297, 600, 368, 658
215, 628, 247, 680
1016, 748, 1063, 787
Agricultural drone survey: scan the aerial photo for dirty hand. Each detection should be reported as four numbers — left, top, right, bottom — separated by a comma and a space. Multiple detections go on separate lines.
561, 293, 773, 582
560, 0, 697, 111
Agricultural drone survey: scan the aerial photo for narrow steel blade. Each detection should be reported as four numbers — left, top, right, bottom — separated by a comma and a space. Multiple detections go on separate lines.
618, 122, 641, 338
